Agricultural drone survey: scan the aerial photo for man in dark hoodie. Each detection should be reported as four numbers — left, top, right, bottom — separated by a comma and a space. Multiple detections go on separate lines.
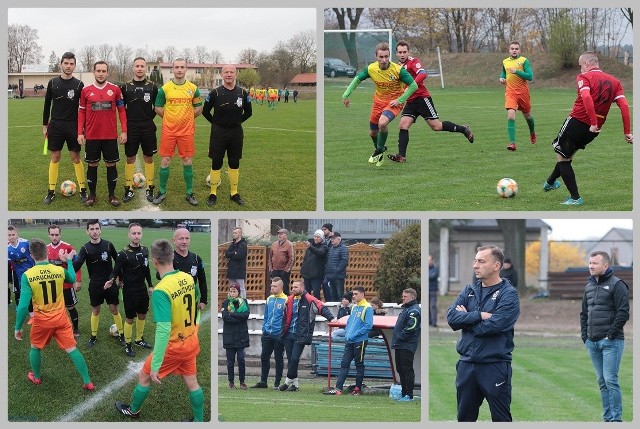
499, 257, 518, 290
580, 251, 629, 422
447, 245, 520, 422
300, 229, 328, 299
224, 227, 248, 298
391, 288, 421, 401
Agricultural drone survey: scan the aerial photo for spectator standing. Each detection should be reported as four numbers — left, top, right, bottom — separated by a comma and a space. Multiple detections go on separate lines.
499, 258, 518, 289
300, 229, 328, 299
269, 228, 294, 295
221, 283, 250, 389
428, 255, 439, 327
391, 288, 421, 401
330, 291, 353, 340
224, 227, 248, 298
250, 277, 287, 390
325, 232, 349, 302
580, 251, 629, 422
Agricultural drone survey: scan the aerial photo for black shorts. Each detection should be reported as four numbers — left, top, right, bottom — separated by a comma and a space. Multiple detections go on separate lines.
122, 287, 150, 319
208, 123, 243, 160
63, 287, 79, 308
47, 119, 81, 152
552, 116, 599, 158
402, 96, 439, 122
125, 122, 157, 158
89, 283, 120, 307
84, 139, 120, 163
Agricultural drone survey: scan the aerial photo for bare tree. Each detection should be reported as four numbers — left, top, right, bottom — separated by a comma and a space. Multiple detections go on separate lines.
194, 45, 211, 63
151, 49, 164, 62
164, 46, 178, 63
288, 29, 316, 73
236, 47, 259, 64
48, 51, 59, 73
7, 24, 43, 73
620, 8, 632, 27
113, 43, 134, 83
78, 45, 97, 72
210, 49, 224, 64
332, 8, 365, 67
134, 47, 150, 61
182, 47, 194, 63
96, 43, 113, 64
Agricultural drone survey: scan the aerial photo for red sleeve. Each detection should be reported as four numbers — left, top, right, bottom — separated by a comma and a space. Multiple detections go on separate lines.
579, 88, 598, 127
282, 296, 292, 334
615, 96, 631, 135
413, 71, 427, 85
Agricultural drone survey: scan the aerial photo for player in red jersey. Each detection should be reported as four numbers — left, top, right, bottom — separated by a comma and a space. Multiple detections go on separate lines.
78, 61, 128, 207
543, 51, 632, 205
47, 224, 82, 337
542, 52, 633, 205
388, 41, 474, 163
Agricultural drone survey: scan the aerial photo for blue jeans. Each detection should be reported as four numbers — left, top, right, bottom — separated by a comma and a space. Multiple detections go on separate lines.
585, 338, 625, 422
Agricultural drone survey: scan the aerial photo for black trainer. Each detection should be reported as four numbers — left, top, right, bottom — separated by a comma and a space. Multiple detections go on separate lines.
122, 187, 134, 203
463, 125, 474, 143
87, 336, 97, 348
230, 194, 245, 206
43, 190, 55, 204
145, 186, 155, 203
250, 381, 268, 388
134, 338, 153, 349
119, 333, 126, 346
207, 194, 217, 206
115, 401, 140, 419
124, 343, 135, 357
79, 188, 88, 202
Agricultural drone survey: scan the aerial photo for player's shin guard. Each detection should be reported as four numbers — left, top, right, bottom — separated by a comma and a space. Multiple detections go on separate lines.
68, 348, 91, 384
183, 165, 194, 194
526, 116, 535, 134
158, 166, 170, 193
68, 307, 79, 331
376, 131, 388, 151
547, 162, 562, 184
29, 347, 42, 379
135, 318, 146, 342
558, 161, 579, 199
228, 168, 239, 196
398, 129, 409, 156
144, 162, 154, 187
131, 383, 151, 413
210, 169, 221, 195
87, 165, 98, 196
125, 163, 135, 188
48, 161, 59, 191
90, 313, 99, 337
106, 166, 118, 196
113, 312, 124, 333
441, 120, 458, 132
189, 388, 205, 422
73, 161, 86, 189
124, 321, 134, 344
507, 119, 516, 142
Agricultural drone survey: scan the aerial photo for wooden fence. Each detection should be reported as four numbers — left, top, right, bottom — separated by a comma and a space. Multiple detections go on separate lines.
548, 270, 633, 299
218, 242, 381, 308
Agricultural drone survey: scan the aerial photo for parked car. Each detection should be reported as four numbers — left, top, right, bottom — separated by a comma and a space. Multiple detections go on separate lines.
324, 58, 356, 78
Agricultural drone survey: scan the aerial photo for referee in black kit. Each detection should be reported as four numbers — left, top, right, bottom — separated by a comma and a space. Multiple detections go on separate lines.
120, 57, 159, 203
202, 64, 252, 206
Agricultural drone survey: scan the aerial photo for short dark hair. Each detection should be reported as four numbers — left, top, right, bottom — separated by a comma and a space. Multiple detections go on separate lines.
29, 238, 48, 261
48, 224, 61, 233
396, 40, 410, 50
87, 219, 100, 229
353, 286, 365, 294
93, 61, 108, 71
590, 251, 611, 264
129, 222, 142, 230
477, 245, 505, 268
151, 239, 174, 264
60, 52, 76, 64
133, 57, 146, 63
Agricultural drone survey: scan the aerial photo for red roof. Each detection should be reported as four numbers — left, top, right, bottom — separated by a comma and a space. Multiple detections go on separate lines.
289, 73, 316, 85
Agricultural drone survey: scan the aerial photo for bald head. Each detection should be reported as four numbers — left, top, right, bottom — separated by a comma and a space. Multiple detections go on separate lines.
222, 64, 237, 88
173, 227, 191, 256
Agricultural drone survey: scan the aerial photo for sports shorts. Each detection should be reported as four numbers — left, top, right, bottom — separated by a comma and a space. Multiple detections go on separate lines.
402, 96, 439, 122
122, 287, 150, 319
47, 119, 82, 152
84, 139, 120, 163
159, 133, 195, 158
369, 98, 403, 125
552, 116, 599, 158
208, 124, 243, 160
89, 283, 120, 308
504, 90, 531, 113
125, 122, 157, 157
63, 287, 79, 308
30, 314, 76, 350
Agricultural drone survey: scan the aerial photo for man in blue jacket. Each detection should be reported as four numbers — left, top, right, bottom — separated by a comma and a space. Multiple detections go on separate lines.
392, 287, 421, 401
325, 286, 373, 396
447, 245, 520, 422
250, 277, 287, 390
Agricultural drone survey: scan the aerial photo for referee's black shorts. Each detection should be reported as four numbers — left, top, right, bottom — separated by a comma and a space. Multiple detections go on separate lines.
208, 123, 244, 160
47, 119, 81, 152
552, 116, 599, 158
125, 121, 157, 158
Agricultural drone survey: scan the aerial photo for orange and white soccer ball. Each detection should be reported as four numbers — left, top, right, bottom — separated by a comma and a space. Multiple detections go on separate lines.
60, 180, 77, 197
497, 178, 518, 198
132, 172, 146, 188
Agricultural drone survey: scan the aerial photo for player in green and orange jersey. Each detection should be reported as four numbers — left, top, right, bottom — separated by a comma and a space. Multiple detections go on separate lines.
342, 42, 418, 167
153, 58, 203, 206
14, 238, 94, 391
500, 41, 536, 151
115, 238, 204, 422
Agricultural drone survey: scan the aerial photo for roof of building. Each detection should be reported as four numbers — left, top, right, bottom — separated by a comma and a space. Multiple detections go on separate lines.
289, 73, 316, 84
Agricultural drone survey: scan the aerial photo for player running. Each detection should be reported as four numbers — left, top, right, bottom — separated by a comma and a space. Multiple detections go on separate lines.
388, 40, 473, 163
342, 43, 418, 167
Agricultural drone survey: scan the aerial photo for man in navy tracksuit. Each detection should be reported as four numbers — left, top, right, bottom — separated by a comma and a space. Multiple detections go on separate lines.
447, 245, 520, 422
391, 287, 421, 401
251, 277, 287, 389
325, 286, 373, 396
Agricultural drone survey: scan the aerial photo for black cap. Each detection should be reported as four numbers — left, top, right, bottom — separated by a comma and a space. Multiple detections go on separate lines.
342, 291, 353, 300
322, 223, 333, 232
504, 258, 512, 264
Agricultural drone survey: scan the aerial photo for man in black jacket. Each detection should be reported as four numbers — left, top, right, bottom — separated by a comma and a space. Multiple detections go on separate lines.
580, 251, 629, 422
391, 288, 421, 401
300, 229, 328, 299
224, 227, 248, 298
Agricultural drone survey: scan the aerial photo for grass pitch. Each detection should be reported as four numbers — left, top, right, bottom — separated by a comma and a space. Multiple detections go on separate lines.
8, 96, 316, 211
7, 226, 212, 422
324, 79, 633, 211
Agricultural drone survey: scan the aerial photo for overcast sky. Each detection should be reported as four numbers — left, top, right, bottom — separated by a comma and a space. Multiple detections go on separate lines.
541, 219, 633, 241
8, 8, 316, 64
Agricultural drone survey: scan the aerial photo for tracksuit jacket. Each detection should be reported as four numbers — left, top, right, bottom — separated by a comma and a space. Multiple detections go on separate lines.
343, 299, 373, 343
282, 291, 334, 344
580, 267, 629, 342
447, 278, 520, 363
262, 292, 288, 336
392, 299, 421, 353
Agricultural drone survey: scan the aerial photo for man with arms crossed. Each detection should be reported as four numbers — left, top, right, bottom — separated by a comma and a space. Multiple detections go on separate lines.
447, 245, 520, 421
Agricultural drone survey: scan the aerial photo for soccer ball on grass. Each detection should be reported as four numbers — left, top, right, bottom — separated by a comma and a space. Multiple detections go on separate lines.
109, 324, 119, 337
497, 178, 518, 198
60, 180, 77, 197
132, 172, 146, 188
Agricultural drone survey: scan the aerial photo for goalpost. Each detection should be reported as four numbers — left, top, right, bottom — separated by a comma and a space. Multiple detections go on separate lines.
324, 28, 444, 88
